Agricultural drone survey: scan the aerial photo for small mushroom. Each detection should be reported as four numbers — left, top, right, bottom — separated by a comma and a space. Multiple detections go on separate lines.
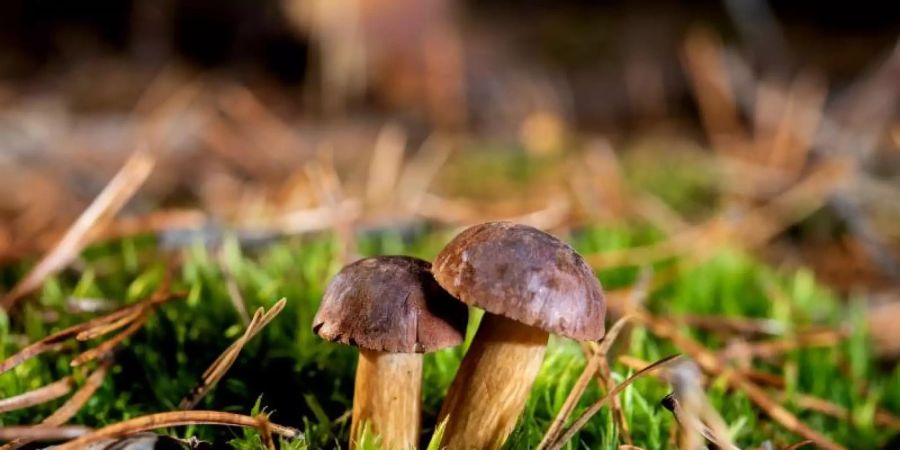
313, 256, 468, 450
432, 222, 606, 450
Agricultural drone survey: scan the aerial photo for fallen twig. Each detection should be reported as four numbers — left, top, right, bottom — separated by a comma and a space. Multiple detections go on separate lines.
663, 360, 736, 450
365, 123, 407, 207
537, 316, 631, 450
1, 358, 113, 450
596, 270, 654, 446
70, 312, 151, 367
44, 358, 114, 426
584, 158, 849, 270
179, 298, 287, 409
218, 248, 250, 325
719, 329, 846, 361
256, 414, 276, 450
44, 411, 301, 450
547, 354, 681, 450
620, 355, 900, 431
661, 393, 739, 450
681, 27, 746, 155
0, 376, 74, 414
635, 309, 846, 450
95, 209, 207, 244
788, 392, 900, 430
595, 335, 634, 445
75, 306, 146, 341
0, 425, 92, 441
0, 303, 141, 374
783, 440, 815, 450
305, 153, 357, 264
1, 149, 156, 311
0, 279, 176, 374
671, 314, 787, 336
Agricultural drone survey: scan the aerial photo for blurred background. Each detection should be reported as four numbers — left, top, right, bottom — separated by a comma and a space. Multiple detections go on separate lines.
2, 2, 900, 448
0, 0, 898, 310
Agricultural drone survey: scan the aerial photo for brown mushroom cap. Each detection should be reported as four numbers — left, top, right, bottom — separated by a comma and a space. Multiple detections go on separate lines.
313, 256, 468, 353
432, 222, 605, 340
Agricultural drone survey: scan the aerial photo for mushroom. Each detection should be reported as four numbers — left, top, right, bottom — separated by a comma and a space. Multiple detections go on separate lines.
312, 256, 468, 450
432, 222, 606, 450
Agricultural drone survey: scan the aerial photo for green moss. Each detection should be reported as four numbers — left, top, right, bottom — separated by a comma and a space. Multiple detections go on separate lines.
0, 226, 897, 449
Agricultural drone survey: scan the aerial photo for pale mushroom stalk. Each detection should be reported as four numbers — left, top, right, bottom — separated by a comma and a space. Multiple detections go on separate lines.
437, 313, 548, 449
351, 350, 422, 449
313, 256, 467, 450
432, 222, 606, 450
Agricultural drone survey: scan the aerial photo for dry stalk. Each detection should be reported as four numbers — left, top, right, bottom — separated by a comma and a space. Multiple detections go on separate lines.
256, 414, 276, 450
0, 376, 74, 414
179, 298, 287, 409
202, 118, 272, 178
783, 440, 815, 450
44, 359, 113, 426
268, 200, 362, 235
664, 360, 736, 450
0, 287, 174, 374
546, 354, 681, 450
95, 209, 207, 243
634, 309, 846, 450
1, 150, 156, 311
594, 311, 639, 445
598, 270, 654, 445
536, 316, 631, 450
365, 123, 407, 207
305, 153, 357, 264
8, 411, 300, 450
415, 193, 570, 230
70, 311, 151, 367
1, 358, 113, 450
597, 348, 633, 445
681, 27, 746, 154
396, 135, 452, 217
0, 425, 92, 441
75, 306, 147, 341
585, 158, 849, 270
219, 86, 301, 162
788, 393, 900, 430
218, 248, 250, 325
585, 271, 653, 447
670, 314, 786, 336
620, 354, 900, 431
719, 330, 845, 361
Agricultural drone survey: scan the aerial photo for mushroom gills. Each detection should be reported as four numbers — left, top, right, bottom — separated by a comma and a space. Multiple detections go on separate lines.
351, 349, 423, 450
437, 313, 549, 450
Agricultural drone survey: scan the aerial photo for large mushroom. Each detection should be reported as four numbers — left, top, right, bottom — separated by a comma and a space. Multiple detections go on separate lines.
432, 222, 606, 450
313, 256, 468, 450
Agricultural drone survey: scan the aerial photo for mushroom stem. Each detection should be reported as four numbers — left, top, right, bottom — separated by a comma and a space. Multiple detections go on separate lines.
437, 313, 549, 450
351, 349, 423, 450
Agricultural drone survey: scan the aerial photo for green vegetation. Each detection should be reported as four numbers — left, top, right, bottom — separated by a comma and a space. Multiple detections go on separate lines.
1, 225, 897, 449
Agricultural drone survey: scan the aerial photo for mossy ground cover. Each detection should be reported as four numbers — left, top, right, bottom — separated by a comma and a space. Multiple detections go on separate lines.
1, 222, 897, 449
